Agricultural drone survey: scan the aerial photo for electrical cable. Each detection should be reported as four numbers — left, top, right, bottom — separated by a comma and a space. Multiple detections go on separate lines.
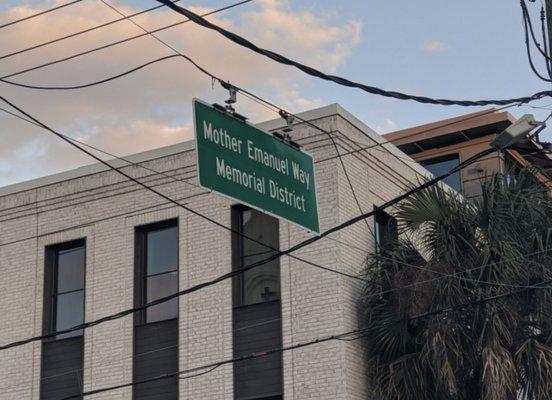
57, 276, 552, 400
0, 0, 542, 168
0, 71, 494, 248
0, 29, 540, 352
238, 93, 517, 170
0, 1, 182, 62
238, 88, 493, 173
0, 106, 367, 283
4, 0, 544, 109
0, 108, 382, 250
370, 247, 552, 290
157, 0, 552, 107
0, 54, 183, 90
0, 105, 202, 191
7, 102, 542, 297
0, 94, 514, 224
6, 98, 542, 308
5, 0, 375, 240
522, 5, 552, 82
0, 22, 517, 175
1, 100, 548, 368
0, 76, 500, 206
0, 314, 281, 394
3, 102, 546, 299
0, 57, 536, 292
0, 52, 507, 172
0, 0, 254, 81
520, 102, 552, 110
540, 6, 552, 76
0, 237, 552, 391
324, 228, 552, 292
0, 94, 494, 352
99, 0, 182, 56
0, 0, 83, 30
521, 0, 552, 63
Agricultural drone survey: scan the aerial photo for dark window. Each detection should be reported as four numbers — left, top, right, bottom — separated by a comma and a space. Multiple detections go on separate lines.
421, 154, 462, 193
138, 223, 179, 323
134, 220, 178, 400
46, 243, 86, 340
233, 208, 281, 307
375, 210, 398, 251
232, 207, 283, 400
41, 239, 85, 400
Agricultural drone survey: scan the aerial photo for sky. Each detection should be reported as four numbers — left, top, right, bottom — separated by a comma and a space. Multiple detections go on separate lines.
1, 0, 552, 187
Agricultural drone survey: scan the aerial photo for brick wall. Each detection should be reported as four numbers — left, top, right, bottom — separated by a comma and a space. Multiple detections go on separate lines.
0, 105, 429, 399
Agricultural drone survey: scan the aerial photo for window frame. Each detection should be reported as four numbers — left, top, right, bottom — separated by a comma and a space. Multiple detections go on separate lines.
134, 219, 179, 326
43, 238, 86, 340
420, 153, 462, 193
374, 209, 398, 252
231, 205, 281, 308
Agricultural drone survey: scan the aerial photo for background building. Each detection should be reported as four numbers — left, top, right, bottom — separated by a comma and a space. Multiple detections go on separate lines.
384, 109, 552, 197
0, 104, 430, 400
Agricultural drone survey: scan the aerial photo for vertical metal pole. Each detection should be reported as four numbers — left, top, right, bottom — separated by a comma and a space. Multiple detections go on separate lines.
546, 0, 552, 60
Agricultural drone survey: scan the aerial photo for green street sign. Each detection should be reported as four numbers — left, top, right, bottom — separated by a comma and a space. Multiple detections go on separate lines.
193, 99, 320, 234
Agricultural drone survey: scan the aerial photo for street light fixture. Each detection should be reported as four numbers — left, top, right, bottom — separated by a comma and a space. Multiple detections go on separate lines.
490, 114, 545, 150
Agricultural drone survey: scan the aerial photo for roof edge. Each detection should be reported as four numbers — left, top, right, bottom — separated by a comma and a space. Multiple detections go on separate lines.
0, 141, 195, 197
0, 103, 429, 197
384, 108, 516, 143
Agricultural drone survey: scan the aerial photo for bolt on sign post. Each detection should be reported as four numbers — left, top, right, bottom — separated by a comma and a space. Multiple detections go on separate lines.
193, 99, 320, 234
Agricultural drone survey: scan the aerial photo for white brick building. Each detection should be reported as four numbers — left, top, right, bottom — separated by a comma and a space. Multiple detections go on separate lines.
0, 104, 429, 400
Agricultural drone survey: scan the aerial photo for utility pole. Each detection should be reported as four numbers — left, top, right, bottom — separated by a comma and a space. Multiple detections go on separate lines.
546, 0, 552, 59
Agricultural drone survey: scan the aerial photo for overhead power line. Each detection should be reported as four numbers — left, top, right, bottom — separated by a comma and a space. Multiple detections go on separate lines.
0, 0, 84, 30
157, 0, 552, 107
6, 102, 537, 308
0, 105, 201, 191
0, 4, 520, 179
0, 106, 367, 287
0, 95, 494, 352
521, 0, 552, 63
539, 5, 552, 76
521, 2, 552, 82
3, 100, 536, 297
0, 0, 253, 81
0, 95, 375, 351
0, 25, 532, 299
0, 35, 420, 207
0, 1, 181, 62
102, 0, 375, 238
0, 38, 516, 168
57, 277, 552, 400
0, 313, 281, 394
0, 77, 544, 350
4, 105, 546, 307
0, 50, 513, 176
0, 1, 182, 63
0, 12, 536, 352
0, 55, 183, 90
5, 101, 547, 300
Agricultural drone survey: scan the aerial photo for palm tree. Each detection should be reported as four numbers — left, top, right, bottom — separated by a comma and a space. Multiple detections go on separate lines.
363, 171, 552, 400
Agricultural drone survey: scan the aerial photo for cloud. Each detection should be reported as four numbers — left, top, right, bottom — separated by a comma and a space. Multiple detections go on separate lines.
0, 0, 362, 186
385, 118, 398, 131
420, 41, 449, 53
375, 118, 399, 134
243, 0, 362, 70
